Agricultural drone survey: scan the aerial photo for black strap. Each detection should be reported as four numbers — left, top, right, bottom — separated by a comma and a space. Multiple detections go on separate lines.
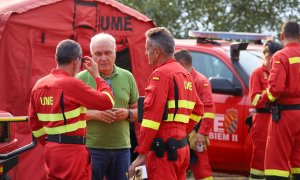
255, 108, 270, 113
59, 92, 67, 125
47, 135, 86, 145
173, 78, 179, 120
279, 104, 300, 111
150, 137, 188, 151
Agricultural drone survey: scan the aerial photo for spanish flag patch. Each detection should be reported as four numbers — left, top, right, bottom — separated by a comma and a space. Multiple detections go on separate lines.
275, 60, 280, 64
203, 83, 208, 87
152, 77, 160, 80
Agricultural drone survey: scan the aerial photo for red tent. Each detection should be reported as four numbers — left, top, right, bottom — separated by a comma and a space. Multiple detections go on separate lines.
0, 0, 155, 179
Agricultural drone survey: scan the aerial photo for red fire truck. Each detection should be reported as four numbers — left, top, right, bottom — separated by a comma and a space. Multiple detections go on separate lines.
175, 31, 269, 174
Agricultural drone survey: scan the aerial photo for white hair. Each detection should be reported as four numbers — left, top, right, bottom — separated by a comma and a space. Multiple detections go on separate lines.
90, 33, 116, 52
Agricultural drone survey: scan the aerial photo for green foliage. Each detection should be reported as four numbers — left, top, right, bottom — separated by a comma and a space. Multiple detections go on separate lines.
117, 0, 300, 38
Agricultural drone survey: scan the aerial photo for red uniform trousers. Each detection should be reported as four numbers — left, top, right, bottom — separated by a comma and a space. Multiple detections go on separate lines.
190, 150, 212, 180
44, 142, 91, 180
146, 123, 190, 180
250, 113, 270, 177
265, 110, 300, 179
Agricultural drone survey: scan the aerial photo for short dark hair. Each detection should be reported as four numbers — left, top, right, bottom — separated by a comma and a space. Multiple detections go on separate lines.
174, 49, 192, 66
145, 27, 175, 56
264, 40, 283, 55
281, 21, 300, 39
55, 39, 82, 65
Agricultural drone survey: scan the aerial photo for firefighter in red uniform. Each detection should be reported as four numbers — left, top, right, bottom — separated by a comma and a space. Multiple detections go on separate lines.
249, 40, 282, 179
175, 49, 215, 180
128, 27, 204, 180
259, 21, 300, 180
28, 39, 114, 180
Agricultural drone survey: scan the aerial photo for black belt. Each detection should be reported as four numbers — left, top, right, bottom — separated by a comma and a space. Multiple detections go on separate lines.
278, 104, 300, 111
255, 108, 270, 113
47, 135, 86, 145
150, 137, 188, 151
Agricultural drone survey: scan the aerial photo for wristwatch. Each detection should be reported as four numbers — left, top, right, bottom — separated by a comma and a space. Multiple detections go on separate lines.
127, 109, 133, 119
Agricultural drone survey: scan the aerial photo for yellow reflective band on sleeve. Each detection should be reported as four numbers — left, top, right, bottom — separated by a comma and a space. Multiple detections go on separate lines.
44, 120, 86, 135
291, 168, 300, 174
37, 106, 87, 122
250, 168, 264, 176
0, 116, 28, 122
0, 166, 3, 173
141, 119, 160, 130
165, 113, 190, 123
102, 91, 115, 107
32, 127, 46, 138
203, 112, 215, 119
267, 89, 276, 102
289, 57, 300, 64
168, 100, 195, 109
152, 77, 160, 80
251, 94, 261, 106
265, 169, 289, 177
190, 113, 202, 122
202, 177, 213, 180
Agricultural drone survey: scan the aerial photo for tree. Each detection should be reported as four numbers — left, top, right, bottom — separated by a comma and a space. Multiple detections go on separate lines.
117, 0, 300, 38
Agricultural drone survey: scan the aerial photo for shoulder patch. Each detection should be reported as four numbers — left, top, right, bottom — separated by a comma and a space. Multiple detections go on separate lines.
152, 77, 160, 80
275, 60, 280, 64
203, 83, 208, 87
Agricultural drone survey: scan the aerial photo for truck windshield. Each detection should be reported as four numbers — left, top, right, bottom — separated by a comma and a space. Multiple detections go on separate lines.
239, 50, 262, 76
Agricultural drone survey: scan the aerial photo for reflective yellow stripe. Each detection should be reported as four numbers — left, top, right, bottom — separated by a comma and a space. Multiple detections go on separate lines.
190, 113, 202, 122
44, 120, 86, 135
289, 57, 300, 64
165, 113, 190, 123
252, 94, 261, 106
32, 127, 46, 137
0, 166, 2, 173
168, 100, 195, 109
37, 106, 87, 122
202, 176, 213, 180
203, 112, 215, 119
250, 168, 264, 176
0, 116, 28, 122
267, 89, 276, 102
265, 169, 289, 177
102, 91, 115, 107
141, 119, 160, 130
291, 168, 300, 174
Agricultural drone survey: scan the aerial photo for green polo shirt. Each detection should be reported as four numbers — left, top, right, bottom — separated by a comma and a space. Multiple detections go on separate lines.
77, 65, 139, 149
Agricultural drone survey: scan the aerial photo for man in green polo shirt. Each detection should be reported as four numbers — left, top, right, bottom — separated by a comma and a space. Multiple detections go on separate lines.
77, 33, 139, 180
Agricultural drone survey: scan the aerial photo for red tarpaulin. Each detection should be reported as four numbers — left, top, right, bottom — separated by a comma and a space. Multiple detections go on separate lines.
0, 0, 155, 179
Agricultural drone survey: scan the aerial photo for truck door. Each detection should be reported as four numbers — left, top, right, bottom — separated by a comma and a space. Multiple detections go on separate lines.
190, 51, 247, 167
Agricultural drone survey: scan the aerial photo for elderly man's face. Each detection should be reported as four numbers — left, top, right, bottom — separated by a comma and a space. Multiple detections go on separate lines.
91, 40, 116, 75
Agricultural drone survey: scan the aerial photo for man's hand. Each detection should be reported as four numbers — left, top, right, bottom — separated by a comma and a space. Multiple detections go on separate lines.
83, 56, 100, 79
128, 154, 146, 179
188, 130, 197, 150
86, 109, 115, 123
112, 108, 129, 121
196, 133, 210, 151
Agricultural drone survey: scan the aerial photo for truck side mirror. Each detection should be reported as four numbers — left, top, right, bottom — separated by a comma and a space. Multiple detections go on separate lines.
209, 77, 242, 96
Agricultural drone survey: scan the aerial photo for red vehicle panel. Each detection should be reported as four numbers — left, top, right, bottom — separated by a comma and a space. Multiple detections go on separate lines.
175, 32, 267, 174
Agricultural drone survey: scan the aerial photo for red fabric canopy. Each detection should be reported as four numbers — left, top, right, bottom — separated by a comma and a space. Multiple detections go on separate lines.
0, 0, 155, 179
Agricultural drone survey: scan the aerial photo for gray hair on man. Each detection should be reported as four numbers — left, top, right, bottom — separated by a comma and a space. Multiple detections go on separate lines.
145, 27, 175, 57
90, 33, 117, 53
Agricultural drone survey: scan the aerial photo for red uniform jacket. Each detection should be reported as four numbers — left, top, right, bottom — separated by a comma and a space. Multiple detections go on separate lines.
262, 42, 300, 104
249, 65, 269, 108
28, 69, 114, 145
136, 59, 204, 154
191, 68, 215, 135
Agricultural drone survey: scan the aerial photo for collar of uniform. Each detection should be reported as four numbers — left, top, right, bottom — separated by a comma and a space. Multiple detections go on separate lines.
51, 69, 71, 77
152, 58, 176, 70
99, 65, 119, 80
285, 42, 300, 47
